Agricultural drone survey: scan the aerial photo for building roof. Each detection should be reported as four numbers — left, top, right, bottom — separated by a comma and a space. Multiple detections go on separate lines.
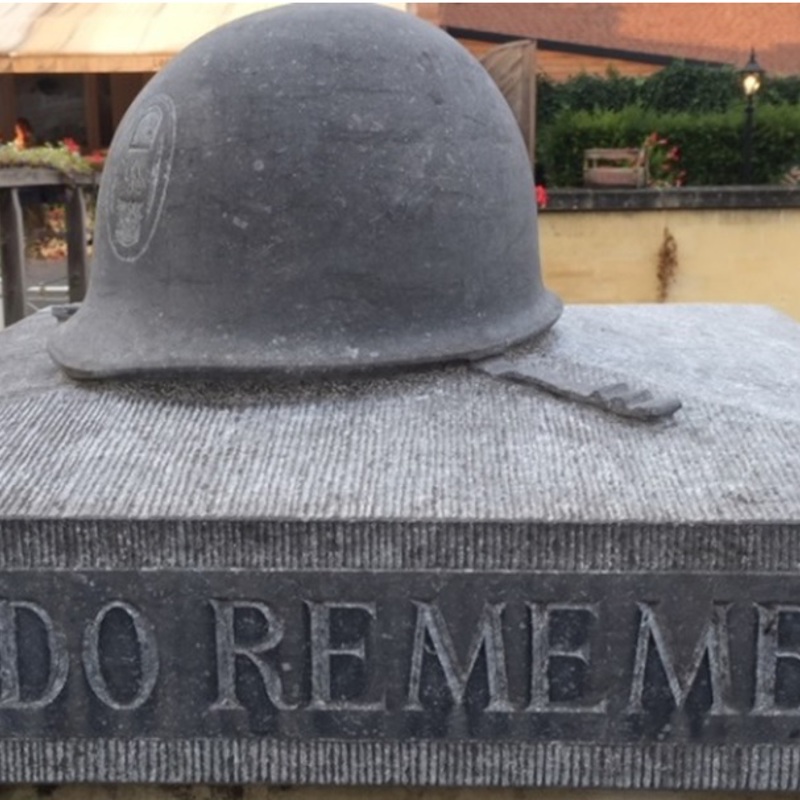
438, 3, 800, 75
0, 3, 277, 72
3, 4, 798, 76
0, 2, 407, 73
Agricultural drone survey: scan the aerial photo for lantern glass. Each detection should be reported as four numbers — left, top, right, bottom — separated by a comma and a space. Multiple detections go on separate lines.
743, 73, 761, 96
741, 49, 764, 98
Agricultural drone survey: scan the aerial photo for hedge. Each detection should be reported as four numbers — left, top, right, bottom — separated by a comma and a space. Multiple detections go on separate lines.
537, 62, 800, 128
535, 62, 800, 187
538, 104, 800, 187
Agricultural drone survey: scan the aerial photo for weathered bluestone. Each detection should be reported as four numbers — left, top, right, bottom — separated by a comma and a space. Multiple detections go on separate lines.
1, 305, 800, 789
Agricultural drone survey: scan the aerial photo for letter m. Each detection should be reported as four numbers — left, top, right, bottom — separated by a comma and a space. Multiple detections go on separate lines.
406, 601, 511, 711
627, 601, 734, 715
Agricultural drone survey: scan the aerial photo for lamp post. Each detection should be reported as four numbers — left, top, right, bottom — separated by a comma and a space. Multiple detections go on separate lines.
740, 48, 764, 184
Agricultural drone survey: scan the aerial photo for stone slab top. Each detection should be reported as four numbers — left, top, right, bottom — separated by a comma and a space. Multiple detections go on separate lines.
547, 185, 800, 212
1, 304, 799, 523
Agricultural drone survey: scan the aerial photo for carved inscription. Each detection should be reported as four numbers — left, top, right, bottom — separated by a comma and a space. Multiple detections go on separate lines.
628, 602, 736, 715
1, 573, 800, 743
307, 601, 383, 711
0, 601, 68, 709
407, 602, 511, 711
210, 599, 295, 711
754, 604, 800, 715
0, 599, 155, 711
528, 602, 606, 714
82, 601, 159, 710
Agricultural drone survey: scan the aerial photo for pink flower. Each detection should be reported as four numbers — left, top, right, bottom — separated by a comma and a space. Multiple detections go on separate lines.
62, 138, 80, 154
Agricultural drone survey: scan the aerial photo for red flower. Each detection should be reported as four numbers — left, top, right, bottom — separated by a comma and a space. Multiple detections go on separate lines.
62, 137, 80, 154
86, 150, 107, 170
536, 184, 548, 209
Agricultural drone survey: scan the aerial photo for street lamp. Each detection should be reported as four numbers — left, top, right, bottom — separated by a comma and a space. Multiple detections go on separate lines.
740, 48, 764, 183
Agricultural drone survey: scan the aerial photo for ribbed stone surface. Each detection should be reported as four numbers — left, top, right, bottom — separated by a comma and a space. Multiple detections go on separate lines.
1, 304, 799, 521
2, 305, 800, 791
5, 788, 798, 800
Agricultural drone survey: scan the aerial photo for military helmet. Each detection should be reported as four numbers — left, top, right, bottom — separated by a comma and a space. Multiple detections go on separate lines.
48, 3, 561, 379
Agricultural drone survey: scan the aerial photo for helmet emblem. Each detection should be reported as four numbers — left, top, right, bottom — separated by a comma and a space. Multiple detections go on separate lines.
107, 94, 176, 262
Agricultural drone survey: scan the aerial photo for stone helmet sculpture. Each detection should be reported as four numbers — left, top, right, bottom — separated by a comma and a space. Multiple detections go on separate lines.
48, 3, 562, 379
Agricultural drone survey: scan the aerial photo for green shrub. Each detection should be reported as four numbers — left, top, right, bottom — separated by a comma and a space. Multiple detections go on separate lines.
537, 70, 641, 124
539, 104, 800, 187
537, 61, 800, 120
762, 74, 800, 106
636, 62, 739, 113
0, 141, 94, 176
535, 61, 800, 186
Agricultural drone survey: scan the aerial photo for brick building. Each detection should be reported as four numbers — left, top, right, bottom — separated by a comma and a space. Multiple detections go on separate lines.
415, 3, 800, 80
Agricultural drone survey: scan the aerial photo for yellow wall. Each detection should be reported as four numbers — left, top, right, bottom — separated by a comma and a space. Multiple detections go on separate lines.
539, 208, 800, 320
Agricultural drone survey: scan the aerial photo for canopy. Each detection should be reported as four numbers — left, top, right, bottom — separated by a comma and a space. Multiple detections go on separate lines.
0, 3, 406, 73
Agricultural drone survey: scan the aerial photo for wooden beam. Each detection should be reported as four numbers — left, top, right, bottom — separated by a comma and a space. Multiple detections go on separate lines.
110, 73, 148, 130
480, 41, 538, 164
0, 169, 97, 189
65, 187, 89, 303
84, 73, 101, 151
3, 54, 174, 74
0, 75, 16, 142
0, 188, 27, 326
521, 42, 536, 165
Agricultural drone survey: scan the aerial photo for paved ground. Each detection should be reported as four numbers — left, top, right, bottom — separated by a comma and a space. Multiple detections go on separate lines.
27, 257, 68, 284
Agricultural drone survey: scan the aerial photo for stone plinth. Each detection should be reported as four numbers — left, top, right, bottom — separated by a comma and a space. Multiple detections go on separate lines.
1, 305, 799, 790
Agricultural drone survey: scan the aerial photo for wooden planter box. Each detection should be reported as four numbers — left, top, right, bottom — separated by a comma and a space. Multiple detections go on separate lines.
583, 147, 649, 188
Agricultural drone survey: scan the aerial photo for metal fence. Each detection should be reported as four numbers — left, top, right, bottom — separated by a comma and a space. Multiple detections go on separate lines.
0, 168, 98, 328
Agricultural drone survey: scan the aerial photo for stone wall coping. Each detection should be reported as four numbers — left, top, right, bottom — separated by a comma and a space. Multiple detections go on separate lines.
545, 185, 800, 212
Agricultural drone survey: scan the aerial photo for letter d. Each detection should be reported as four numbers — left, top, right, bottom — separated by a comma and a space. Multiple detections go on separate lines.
0, 600, 69, 709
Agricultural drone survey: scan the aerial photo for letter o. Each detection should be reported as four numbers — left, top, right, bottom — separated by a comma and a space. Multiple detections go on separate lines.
82, 601, 159, 710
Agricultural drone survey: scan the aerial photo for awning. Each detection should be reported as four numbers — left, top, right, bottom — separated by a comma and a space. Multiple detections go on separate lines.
0, 3, 407, 73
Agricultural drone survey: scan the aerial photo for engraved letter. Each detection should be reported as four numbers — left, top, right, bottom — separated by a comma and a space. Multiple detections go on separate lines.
307, 601, 384, 710
753, 603, 800, 715
628, 602, 735, 714
209, 599, 295, 711
0, 600, 68, 709
82, 601, 159, 710
527, 602, 606, 713
406, 602, 512, 711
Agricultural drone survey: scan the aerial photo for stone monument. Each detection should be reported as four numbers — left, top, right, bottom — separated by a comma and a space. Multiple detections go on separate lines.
1, 3, 800, 794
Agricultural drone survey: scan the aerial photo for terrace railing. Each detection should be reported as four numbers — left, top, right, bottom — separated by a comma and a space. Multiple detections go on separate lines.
0, 168, 98, 326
